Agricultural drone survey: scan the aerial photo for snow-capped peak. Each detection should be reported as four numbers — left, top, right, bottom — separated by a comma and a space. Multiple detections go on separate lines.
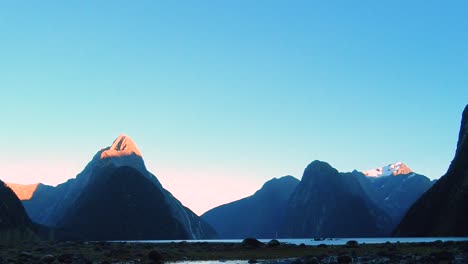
363, 162, 412, 177
100, 134, 142, 159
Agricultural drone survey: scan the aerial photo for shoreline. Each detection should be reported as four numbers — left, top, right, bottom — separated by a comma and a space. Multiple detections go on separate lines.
0, 239, 467, 263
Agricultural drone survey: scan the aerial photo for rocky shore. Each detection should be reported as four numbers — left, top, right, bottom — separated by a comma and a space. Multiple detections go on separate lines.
0, 239, 467, 264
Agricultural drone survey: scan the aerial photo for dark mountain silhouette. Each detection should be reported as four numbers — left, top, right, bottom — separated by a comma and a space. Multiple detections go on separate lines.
4, 183, 40, 200
201, 176, 299, 239
394, 105, 468, 236
20, 183, 58, 226
284, 161, 392, 237
14, 134, 216, 240
59, 166, 187, 240
345, 168, 434, 228
0, 180, 37, 241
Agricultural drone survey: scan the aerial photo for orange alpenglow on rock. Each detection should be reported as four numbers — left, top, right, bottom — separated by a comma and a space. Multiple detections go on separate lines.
6, 183, 40, 200
100, 134, 142, 159
363, 162, 413, 177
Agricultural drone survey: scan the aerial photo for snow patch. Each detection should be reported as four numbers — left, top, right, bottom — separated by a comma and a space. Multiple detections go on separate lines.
363, 162, 412, 177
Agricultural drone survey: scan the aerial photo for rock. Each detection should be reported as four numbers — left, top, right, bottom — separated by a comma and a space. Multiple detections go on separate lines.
57, 253, 90, 264
291, 258, 303, 264
248, 259, 258, 264
20, 251, 33, 258
242, 238, 263, 248
268, 239, 281, 247
58, 253, 74, 263
178, 241, 188, 246
345, 240, 359, 248
41, 254, 55, 263
148, 250, 164, 263
434, 250, 454, 263
20, 251, 32, 258
303, 256, 319, 264
337, 255, 352, 264
386, 243, 398, 252
320, 256, 338, 263
377, 250, 391, 257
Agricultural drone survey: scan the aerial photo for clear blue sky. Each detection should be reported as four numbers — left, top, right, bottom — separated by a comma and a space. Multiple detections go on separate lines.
1, 1, 467, 214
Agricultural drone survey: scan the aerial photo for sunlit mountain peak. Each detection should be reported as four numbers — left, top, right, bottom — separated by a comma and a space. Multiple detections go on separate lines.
363, 162, 413, 177
100, 134, 142, 159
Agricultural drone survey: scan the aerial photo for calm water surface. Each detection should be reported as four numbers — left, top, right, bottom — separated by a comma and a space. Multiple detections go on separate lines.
123, 237, 468, 246
166, 260, 291, 264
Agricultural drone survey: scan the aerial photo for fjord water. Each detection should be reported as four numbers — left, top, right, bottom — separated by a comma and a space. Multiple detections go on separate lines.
167, 260, 291, 264
121, 237, 468, 246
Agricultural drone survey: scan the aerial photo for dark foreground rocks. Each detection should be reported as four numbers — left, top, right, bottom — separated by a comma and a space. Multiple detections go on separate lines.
0, 240, 466, 263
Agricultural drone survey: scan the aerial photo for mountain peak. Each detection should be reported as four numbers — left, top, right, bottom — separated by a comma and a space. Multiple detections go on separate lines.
100, 134, 142, 159
363, 162, 412, 177
5, 182, 40, 200
305, 160, 336, 173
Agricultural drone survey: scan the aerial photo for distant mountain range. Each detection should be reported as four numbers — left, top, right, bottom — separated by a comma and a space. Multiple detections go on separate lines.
2, 104, 466, 240
395, 105, 468, 236
8, 134, 216, 240
284, 160, 393, 238
202, 176, 299, 239
345, 165, 435, 225
203, 160, 434, 238
6, 156, 435, 240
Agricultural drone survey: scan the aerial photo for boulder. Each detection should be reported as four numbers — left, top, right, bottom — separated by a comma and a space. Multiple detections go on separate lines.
242, 238, 263, 248
268, 239, 280, 247
345, 240, 359, 248
148, 250, 164, 263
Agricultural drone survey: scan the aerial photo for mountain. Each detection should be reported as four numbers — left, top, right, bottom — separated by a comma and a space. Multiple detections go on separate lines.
201, 176, 299, 239
346, 163, 434, 225
0, 180, 37, 241
394, 105, 468, 236
15, 134, 216, 240
5, 183, 40, 200
284, 160, 392, 238
363, 162, 413, 177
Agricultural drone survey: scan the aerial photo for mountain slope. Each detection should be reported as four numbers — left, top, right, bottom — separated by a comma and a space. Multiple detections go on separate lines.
5, 183, 40, 200
59, 166, 187, 240
346, 166, 434, 226
0, 180, 36, 241
17, 134, 216, 240
394, 105, 468, 236
285, 161, 392, 238
202, 176, 299, 239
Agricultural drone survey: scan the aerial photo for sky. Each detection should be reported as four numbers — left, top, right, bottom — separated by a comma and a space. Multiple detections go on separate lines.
0, 1, 467, 215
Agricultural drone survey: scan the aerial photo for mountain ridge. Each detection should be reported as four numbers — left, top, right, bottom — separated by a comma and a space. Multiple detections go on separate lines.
17, 134, 217, 240
394, 104, 468, 236
284, 160, 392, 237
202, 175, 299, 239
363, 162, 413, 177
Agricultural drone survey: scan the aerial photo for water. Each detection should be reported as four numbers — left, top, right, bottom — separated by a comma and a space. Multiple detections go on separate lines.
115, 237, 468, 264
121, 237, 468, 246
166, 260, 291, 264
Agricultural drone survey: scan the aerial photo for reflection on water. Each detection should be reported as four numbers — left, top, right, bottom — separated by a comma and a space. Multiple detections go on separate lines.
122, 237, 468, 246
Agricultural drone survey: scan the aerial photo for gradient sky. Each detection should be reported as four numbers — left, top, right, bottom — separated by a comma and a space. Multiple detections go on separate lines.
1, 1, 467, 215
